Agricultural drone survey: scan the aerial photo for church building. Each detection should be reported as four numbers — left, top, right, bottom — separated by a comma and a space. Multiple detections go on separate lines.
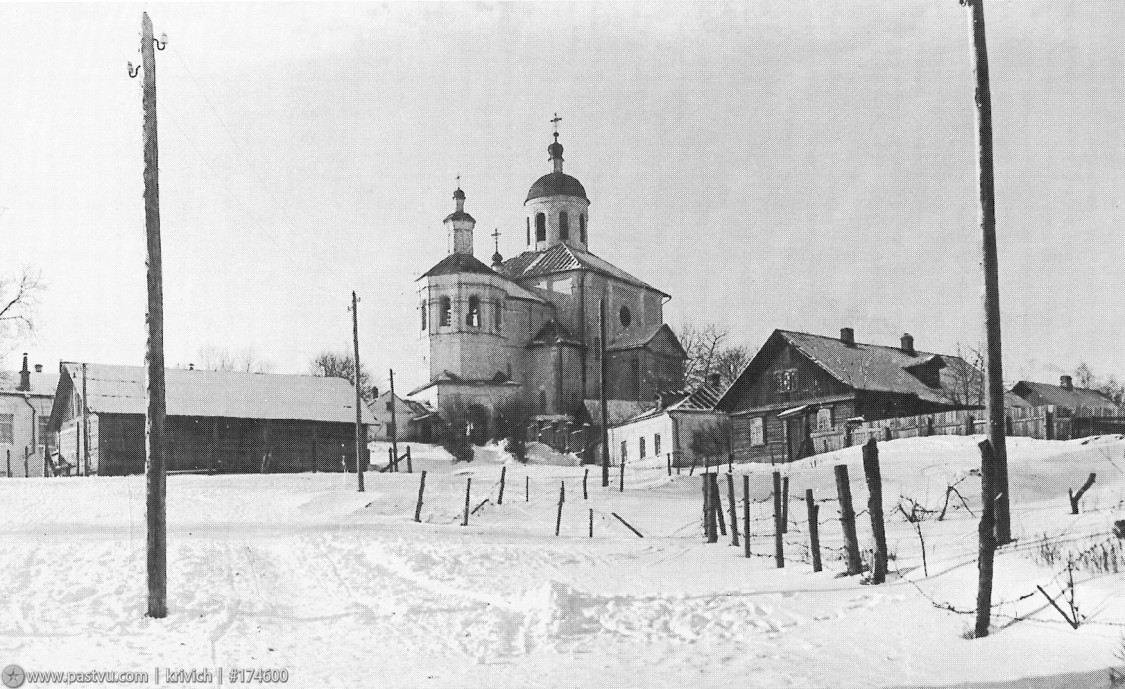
411, 126, 686, 442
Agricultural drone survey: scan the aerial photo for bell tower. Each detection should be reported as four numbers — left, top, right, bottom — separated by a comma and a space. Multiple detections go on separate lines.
445, 181, 475, 255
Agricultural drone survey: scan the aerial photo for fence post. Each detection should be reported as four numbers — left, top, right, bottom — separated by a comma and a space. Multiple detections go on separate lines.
619, 455, 625, 492
526, 475, 529, 502
727, 472, 740, 547
462, 477, 471, 527
834, 464, 863, 575
862, 438, 888, 583
27, 446, 32, 477
498, 466, 507, 505
5, 449, 9, 478
589, 508, 594, 538
406, 446, 412, 474
781, 475, 790, 533
773, 471, 784, 567
807, 488, 822, 572
555, 481, 565, 537
704, 474, 717, 543
414, 470, 427, 522
583, 468, 588, 499
711, 472, 727, 536
667, 453, 672, 477
743, 474, 751, 558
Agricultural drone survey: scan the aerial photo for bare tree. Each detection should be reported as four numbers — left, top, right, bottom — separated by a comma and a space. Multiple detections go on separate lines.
196, 345, 275, 374
310, 351, 375, 402
689, 418, 732, 465
946, 343, 986, 407
0, 266, 45, 358
678, 322, 749, 390
1072, 362, 1124, 405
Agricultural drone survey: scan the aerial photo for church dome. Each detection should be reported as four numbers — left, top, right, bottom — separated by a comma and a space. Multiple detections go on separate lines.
526, 172, 588, 202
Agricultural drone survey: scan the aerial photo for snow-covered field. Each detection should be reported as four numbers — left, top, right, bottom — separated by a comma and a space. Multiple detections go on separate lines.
3, 436, 1125, 688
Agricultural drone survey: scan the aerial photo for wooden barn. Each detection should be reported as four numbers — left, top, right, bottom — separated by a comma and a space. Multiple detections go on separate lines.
47, 363, 374, 476
716, 329, 981, 463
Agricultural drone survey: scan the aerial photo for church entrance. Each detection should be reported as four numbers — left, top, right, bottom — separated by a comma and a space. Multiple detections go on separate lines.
466, 405, 490, 445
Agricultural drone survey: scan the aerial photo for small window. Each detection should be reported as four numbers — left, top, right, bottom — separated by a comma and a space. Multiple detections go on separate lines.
774, 368, 797, 393
420, 300, 427, 330
654, 433, 661, 456
466, 296, 481, 327
495, 299, 503, 331
535, 213, 546, 242
619, 306, 632, 328
386, 401, 394, 412
439, 296, 452, 326
816, 407, 833, 432
580, 214, 587, 243
0, 413, 13, 444
526, 217, 531, 245
639, 437, 646, 459
749, 417, 766, 446
620, 441, 628, 463
559, 211, 569, 240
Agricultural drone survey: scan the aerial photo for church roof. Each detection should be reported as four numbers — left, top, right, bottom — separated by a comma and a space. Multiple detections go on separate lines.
526, 171, 588, 202
443, 210, 475, 223
498, 243, 668, 297
417, 254, 546, 303
528, 320, 582, 348
607, 323, 686, 357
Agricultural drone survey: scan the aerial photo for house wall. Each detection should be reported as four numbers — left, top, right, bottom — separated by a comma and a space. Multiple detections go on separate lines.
732, 399, 857, 464
0, 393, 53, 476
609, 412, 673, 467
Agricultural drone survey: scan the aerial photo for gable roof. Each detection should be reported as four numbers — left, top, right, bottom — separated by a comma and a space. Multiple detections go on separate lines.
1011, 380, 1122, 412
607, 323, 687, 358
718, 330, 978, 412
498, 243, 669, 297
618, 381, 726, 425
51, 363, 374, 425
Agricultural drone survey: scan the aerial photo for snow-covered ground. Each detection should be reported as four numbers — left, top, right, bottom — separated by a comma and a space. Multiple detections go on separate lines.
3, 435, 1125, 688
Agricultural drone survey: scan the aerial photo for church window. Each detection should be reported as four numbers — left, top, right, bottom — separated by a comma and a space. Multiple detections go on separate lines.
439, 297, 452, 326
619, 306, 632, 328
466, 296, 481, 327
526, 217, 531, 245
535, 213, 546, 242
420, 300, 427, 330
495, 299, 503, 331
639, 437, 646, 459
559, 211, 569, 240
631, 357, 641, 395
579, 214, 587, 243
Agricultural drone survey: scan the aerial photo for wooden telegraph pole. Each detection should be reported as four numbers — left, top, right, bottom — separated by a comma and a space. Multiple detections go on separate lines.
351, 291, 365, 493
389, 368, 399, 471
598, 299, 610, 487
962, 0, 1010, 544
137, 12, 168, 619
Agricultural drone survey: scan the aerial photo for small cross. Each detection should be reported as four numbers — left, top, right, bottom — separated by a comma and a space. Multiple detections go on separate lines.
491, 228, 501, 252
551, 113, 562, 137
456, 173, 461, 189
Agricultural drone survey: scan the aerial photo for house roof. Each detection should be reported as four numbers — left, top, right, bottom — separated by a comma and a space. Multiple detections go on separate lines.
0, 370, 58, 397
498, 243, 669, 297
617, 381, 726, 425
718, 329, 979, 412
54, 363, 374, 424
583, 399, 653, 427
1011, 380, 1122, 411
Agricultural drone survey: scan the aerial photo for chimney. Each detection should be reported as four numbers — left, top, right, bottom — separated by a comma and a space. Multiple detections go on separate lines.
900, 333, 916, 356
34, 364, 42, 373
1060, 375, 1073, 390
371, 386, 380, 400
17, 353, 30, 391
840, 327, 855, 346
707, 373, 721, 388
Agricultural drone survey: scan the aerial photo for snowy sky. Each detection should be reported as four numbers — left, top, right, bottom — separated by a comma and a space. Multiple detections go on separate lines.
0, 1, 1122, 391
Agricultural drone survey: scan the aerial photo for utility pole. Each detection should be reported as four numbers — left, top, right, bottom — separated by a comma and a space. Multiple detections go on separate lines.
598, 298, 610, 487
351, 291, 365, 493
136, 12, 168, 619
389, 369, 399, 471
962, 0, 1010, 544
81, 363, 90, 476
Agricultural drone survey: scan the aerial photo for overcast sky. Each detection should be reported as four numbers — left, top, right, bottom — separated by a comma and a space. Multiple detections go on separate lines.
1, 1, 1122, 391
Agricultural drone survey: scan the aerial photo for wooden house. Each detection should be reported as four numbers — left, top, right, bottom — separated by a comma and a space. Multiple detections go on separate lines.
368, 390, 441, 442
1011, 376, 1123, 416
47, 363, 374, 476
0, 354, 58, 476
716, 329, 981, 463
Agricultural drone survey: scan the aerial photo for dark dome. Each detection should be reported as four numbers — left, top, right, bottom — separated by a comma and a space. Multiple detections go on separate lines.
525, 172, 588, 203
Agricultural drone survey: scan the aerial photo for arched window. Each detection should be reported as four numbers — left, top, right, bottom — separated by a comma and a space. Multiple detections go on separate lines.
495, 299, 503, 331
579, 214, 587, 244
420, 300, 427, 330
559, 211, 569, 240
535, 213, 546, 242
439, 296, 452, 326
526, 217, 531, 245
466, 296, 481, 327
619, 306, 632, 328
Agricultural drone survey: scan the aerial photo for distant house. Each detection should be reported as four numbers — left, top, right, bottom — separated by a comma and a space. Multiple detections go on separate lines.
368, 389, 441, 442
47, 363, 374, 476
609, 377, 727, 469
0, 354, 58, 476
716, 329, 981, 463
1011, 376, 1123, 416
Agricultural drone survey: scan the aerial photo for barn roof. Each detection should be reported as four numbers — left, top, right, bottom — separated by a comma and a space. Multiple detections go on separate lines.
718, 330, 980, 412
1011, 380, 1122, 412
498, 243, 669, 297
54, 363, 374, 424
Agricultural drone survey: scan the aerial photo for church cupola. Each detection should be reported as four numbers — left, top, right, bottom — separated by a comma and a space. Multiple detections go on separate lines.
524, 114, 591, 252
444, 183, 476, 255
